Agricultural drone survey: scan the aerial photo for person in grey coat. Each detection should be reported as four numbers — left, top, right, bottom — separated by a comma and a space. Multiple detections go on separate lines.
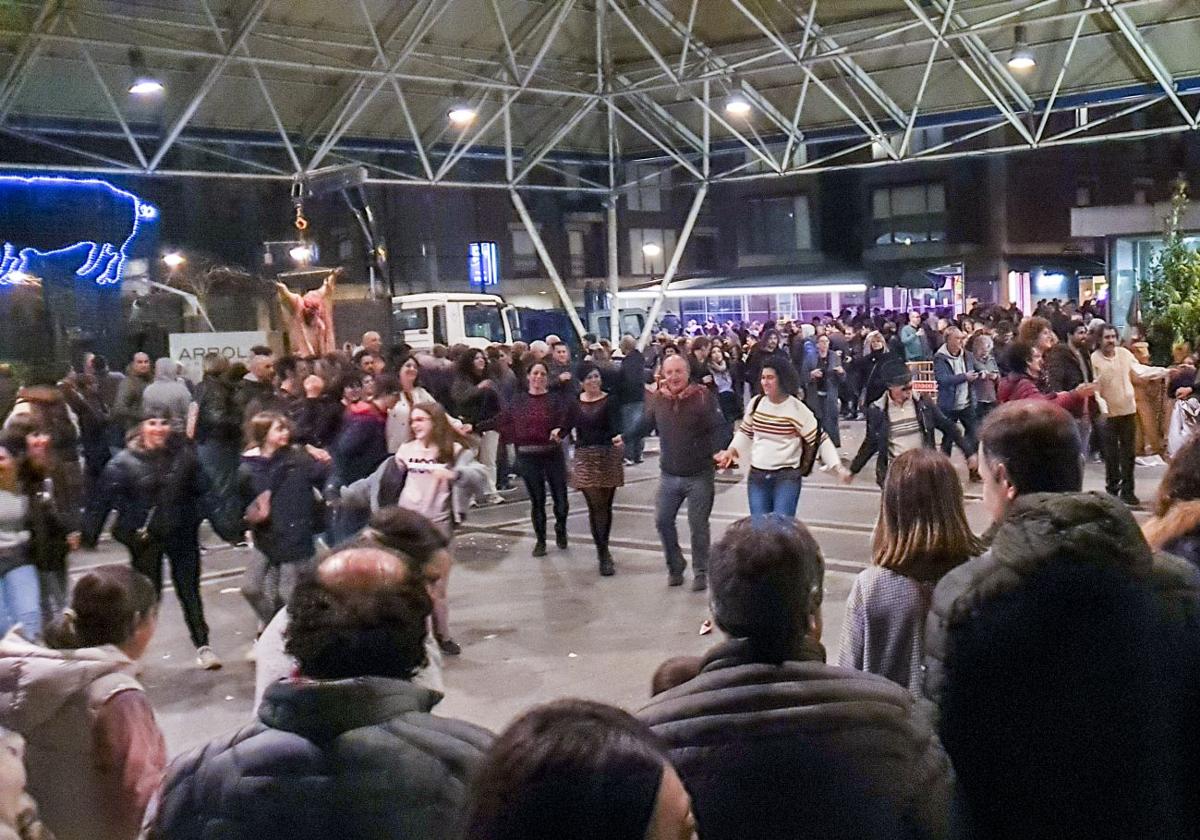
145, 546, 493, 840
140, 358, 193, 435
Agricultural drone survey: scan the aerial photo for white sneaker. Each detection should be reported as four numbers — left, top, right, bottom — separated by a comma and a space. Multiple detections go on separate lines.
486, 494, 505, 505
196, 646, 223, 670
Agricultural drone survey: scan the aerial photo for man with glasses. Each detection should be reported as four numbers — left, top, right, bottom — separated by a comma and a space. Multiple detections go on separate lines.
845, 365, 975, 486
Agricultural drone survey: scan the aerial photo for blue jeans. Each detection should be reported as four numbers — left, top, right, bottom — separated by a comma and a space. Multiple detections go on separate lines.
655, 471, 715, 575
621, 401, 646, 462
0, 565, 42, 640
747, 467, 803, 519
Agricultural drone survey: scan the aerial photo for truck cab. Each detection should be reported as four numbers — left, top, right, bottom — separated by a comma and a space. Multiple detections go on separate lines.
392, 292, 520, 350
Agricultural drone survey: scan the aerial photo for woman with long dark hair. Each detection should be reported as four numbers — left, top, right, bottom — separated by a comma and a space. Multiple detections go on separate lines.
464, 699, 696, 840
570, 363, 623, 576
452, 348, 503, 505
714, 360, 846, 519
238, 411, 329, 629
838, 448, 982, 691
0, 565, 165, 840
498, 361, 573, 557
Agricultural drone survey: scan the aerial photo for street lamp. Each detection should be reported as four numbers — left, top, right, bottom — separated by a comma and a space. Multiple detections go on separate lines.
289, 245, 313, 263
162, 251, 185, 270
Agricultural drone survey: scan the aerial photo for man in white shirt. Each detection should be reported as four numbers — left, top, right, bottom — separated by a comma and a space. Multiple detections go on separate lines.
1090, 324, 1169, 506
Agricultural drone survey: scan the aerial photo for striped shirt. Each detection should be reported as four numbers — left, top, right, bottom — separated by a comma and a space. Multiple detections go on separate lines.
888, 398, 923, 459
730, 394, 839, 472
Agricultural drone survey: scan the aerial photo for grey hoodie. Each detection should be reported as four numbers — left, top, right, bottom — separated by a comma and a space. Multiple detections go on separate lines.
140, 359, 193, 433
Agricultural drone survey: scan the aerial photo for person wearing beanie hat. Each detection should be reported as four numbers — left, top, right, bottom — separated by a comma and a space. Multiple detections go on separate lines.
82, 414, 220, 670
846, 361, 975, 487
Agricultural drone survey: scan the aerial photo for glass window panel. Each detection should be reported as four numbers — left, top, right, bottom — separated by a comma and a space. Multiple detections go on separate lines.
927, 183, 945, 213
891, 185, 926, 216
872, 189, 891, 219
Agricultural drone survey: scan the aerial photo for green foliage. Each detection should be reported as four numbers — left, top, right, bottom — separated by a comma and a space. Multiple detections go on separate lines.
1141, 182, 1200, 365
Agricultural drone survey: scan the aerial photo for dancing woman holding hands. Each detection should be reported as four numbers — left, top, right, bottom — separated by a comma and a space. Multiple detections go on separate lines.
715, 360, 848, 519
570, 363, 624, 577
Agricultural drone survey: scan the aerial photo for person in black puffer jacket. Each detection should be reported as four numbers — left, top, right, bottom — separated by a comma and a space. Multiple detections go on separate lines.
145, 546, 493, 840
238, 411, 329, 626
923, 491, 1200, 840
83, 410, 218, 669
640, 516, 951, 840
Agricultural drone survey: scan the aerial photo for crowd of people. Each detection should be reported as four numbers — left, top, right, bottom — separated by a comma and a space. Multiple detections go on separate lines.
0, 294, 1194, 838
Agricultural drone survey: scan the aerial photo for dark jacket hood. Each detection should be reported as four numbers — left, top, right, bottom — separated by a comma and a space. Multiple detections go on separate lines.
989, 491, 1153, 573
259, 676, 441, 743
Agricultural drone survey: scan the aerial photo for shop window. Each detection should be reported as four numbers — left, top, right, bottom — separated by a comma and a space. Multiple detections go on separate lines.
872, 183, 945, 246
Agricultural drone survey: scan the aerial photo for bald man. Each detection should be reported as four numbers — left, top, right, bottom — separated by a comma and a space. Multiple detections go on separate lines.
150, 544, 492, 840
254, 512, 453, 704
629, 355, 727, 590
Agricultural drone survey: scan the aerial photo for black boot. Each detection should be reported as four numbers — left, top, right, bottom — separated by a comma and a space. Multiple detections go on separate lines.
555, 522, 568, 549
532, 538, 547, 557
598, 550, 615, 577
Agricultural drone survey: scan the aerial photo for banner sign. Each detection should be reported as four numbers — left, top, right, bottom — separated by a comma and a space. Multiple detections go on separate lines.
169, 331, 267, 384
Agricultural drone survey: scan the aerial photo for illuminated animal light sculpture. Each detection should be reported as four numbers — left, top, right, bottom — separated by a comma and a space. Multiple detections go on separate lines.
0, 175, 157, 285
275, 268, 340, 356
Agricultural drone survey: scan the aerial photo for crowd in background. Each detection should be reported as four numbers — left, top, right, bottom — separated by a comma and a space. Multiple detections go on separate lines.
0, 293, 1194, 838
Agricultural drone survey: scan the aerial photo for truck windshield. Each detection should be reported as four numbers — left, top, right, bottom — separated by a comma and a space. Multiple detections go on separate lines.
463, 303, 506, 343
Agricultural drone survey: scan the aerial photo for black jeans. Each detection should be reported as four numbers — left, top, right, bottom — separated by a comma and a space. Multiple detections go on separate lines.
941, 407, 978, 457
1103, 413, 1137, 498
517, 450, 569, 542
129, 537, 209, 648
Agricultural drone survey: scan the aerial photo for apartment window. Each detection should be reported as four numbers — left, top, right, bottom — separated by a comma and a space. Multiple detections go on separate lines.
741, 195, 812, 255
872, 183, 945, 246
567, 229, 586, 278
629, 227, 676, 275
626, 163, 670, 212
510, 227, 539, 276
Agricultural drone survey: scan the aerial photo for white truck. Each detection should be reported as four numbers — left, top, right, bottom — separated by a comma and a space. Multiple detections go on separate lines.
391, 292, 521, 350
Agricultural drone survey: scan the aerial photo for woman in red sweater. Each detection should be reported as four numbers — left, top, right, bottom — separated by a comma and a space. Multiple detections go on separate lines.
498, 361, 575, 557
998, 340, 1096, 417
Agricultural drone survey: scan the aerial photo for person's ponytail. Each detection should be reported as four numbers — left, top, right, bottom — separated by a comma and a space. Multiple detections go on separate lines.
43, 566, 158, 650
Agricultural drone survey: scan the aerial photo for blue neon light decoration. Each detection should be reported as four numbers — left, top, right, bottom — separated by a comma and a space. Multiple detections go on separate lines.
0, 175, 157, 286
468, 241, 500, 288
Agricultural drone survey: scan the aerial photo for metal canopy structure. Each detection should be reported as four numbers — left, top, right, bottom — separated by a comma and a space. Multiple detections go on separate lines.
0, 0, 1198, 193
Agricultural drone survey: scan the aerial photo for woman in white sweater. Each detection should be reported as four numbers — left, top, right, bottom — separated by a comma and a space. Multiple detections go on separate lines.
385, 357, 438, 453
715, 359, 847, 518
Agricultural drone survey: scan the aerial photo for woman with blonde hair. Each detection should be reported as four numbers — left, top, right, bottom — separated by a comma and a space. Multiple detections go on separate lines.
838, 448, 982, 691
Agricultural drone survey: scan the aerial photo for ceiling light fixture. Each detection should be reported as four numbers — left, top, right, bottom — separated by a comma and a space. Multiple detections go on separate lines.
1007, 25, 1036, 70
725, 94, 752, 118
447, 105, 477, 126
128, 48, 164, 95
